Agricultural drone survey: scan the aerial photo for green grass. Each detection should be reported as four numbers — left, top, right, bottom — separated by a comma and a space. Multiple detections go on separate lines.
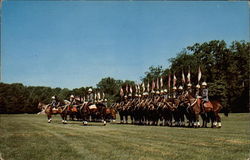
0, 114, 249, 160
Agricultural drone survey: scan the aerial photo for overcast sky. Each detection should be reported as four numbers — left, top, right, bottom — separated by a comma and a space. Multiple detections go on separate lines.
2, 1, 249, 89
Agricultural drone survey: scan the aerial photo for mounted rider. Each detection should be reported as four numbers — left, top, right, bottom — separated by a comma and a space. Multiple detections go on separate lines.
186, 83, 192, 95
195, 84, 201, 98
201, 82, 209, 112
177, 86, 184, 98
87, 88, 94, 105
50, 96, 60, 108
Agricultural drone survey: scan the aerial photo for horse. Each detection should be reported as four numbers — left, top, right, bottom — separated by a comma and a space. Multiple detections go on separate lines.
79, 102, 107, 126
37, 102, 63, 123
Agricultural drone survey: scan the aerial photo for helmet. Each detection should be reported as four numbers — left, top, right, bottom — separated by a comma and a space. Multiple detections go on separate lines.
52, 96, 55, 99
202, 82, 207, 86
178, 86, 183, 90
173, 86, 177, 90
135, 94, 138, 97
88, 88, 92, 92
160, 90, 164, 94
70, 95, 74, 98
187, 83, 192, 87
143, 92, 148, 96
151, 90, 155, 94
128, 93, 132, 97
164, 89, 168, 93
138, 94, 142, 97
196, 84, 200, 89
156, 91, 160, 94
104, 99, 107, 102
124, 95, 128, 98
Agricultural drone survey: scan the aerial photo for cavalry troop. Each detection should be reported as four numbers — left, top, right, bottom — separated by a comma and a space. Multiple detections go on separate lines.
38, 88, 116, 126
38, 67, 227, 128
113, 68, 227, 128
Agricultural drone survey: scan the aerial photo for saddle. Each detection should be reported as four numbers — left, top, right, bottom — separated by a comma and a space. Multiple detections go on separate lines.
52, 107, 58, 114
68, 105, 78, 112
89, 104, 97, 110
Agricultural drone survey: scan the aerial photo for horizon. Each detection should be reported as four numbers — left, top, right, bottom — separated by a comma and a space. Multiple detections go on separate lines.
2, 1, 249, 89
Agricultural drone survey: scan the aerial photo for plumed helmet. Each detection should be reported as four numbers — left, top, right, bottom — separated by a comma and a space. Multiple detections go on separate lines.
88, 88, 92, 92
178, 86, 183, 90
164, 89, 168, 93
173, 86, 177, 90
70, 95, 74, 98
202, 82, 207, 86
52, 96, 55, 99
187, 83, 192, 87
196, 84, 200, 89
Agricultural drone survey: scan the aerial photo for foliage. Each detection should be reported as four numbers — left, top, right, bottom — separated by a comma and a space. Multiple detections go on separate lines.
0, 40, 249, 113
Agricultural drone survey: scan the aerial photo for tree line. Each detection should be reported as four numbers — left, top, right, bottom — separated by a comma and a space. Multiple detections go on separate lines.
0, 40, 249, 113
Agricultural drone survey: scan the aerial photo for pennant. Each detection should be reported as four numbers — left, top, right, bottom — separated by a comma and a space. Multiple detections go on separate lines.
168, 73, 171, 89
152, 80, 155, 91
198, 66, 202, 82
156, 78, 159, 90
126, 85, 128, 94
187, 67, 191, 83
138, 84, 141, 93
147, 81, 150, 92
120, 88, 124, 97
142, 83, 145, 92
173, 73, 177, 87
182, 70, 185, 84
97, 92, 101, 100
160, 76, 163, 88
102, 92, 105, 99
130, 85, 133, 93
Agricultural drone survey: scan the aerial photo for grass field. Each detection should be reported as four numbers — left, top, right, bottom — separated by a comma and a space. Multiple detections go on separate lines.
0, 113, 249, 160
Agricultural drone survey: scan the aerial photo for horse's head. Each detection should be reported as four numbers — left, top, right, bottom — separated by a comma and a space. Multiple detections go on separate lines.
37, 102, 46, 110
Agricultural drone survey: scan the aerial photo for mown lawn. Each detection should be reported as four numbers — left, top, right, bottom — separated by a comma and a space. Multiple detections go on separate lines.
0, 113, 249, 160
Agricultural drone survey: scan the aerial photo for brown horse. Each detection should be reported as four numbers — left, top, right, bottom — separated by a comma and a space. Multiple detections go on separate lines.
186, 94, 228, 128
37, 102, 64, 123
79, 102, 107, 126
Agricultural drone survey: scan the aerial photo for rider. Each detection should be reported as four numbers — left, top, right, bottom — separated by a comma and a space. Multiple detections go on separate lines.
87, 88, 94, 105
185, 83, 192, 96
201, 82, 209, 113
177, 86, 184, 98
50, 96, 59, 108
195, 84, 201, 98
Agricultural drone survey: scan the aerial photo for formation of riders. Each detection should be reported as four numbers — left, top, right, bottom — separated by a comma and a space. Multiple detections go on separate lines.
49, 88, 107, 109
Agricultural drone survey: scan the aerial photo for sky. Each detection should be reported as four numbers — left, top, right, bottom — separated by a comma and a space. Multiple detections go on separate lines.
1, 1, 249, 89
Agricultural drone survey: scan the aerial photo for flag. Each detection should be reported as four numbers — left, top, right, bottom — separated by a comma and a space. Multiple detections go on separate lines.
182, 70, 185, 84
120, 88, 124, 97
187, 67, 191, 83
173, 73, 177, 87
130, 85, 133, 93
152, 80, 155, 91
160, 76, 163, 88
102, 92, 105, 99
156, 78, 159, 90
142, 83, 145, 92
147, 81, 150, 92
198, 66, 202, 82
168, 73, 171, 89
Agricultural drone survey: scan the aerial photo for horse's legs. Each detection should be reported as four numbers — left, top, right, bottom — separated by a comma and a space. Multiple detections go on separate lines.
216, 113, 221, 128
47, 114, 52, 123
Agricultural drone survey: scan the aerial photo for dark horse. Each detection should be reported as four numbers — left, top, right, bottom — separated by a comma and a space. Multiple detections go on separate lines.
79, 102, 107, 126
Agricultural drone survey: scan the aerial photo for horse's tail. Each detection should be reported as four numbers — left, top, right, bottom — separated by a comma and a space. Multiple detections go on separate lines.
223, 107, 229, 117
